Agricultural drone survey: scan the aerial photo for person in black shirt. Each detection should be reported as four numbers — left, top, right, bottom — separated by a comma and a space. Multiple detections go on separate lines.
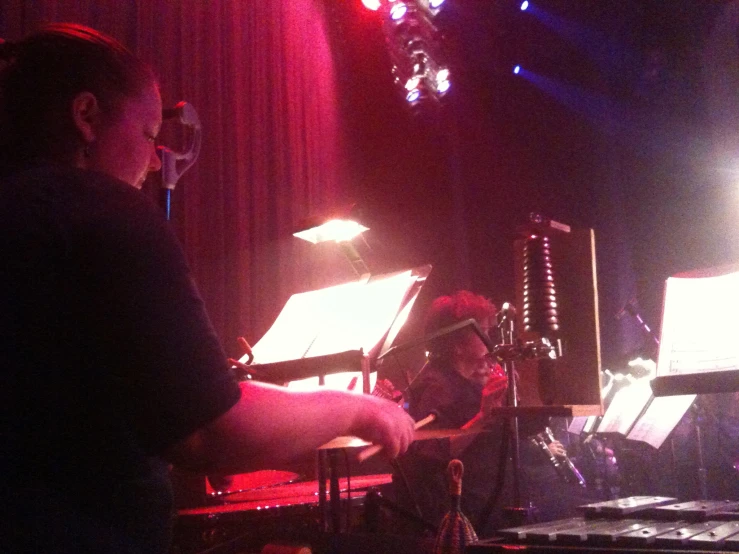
393, 291, 508, 531
0, 24, 414, 553
393, 291, 571, 534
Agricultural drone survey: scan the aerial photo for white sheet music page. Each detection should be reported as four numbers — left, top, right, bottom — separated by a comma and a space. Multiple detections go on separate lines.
305, 270, 415, 357
658, 269, 739, 377
246, 270, 417, 364
626, 393, 696, 449
247, 278, 369, 364
596, 379, 653, 435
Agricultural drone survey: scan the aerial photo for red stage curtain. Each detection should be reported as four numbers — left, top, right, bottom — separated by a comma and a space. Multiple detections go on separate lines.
1, 0, 348, 353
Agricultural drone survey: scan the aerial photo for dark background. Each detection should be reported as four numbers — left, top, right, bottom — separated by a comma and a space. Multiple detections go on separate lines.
323, 0, 739, 369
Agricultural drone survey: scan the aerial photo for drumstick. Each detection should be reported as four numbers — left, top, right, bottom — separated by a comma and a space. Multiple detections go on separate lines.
357, 412, 437, 463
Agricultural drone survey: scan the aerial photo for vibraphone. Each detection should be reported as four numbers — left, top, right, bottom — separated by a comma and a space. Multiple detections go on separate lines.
174, 474, 393, 554
468, 496, 739, 553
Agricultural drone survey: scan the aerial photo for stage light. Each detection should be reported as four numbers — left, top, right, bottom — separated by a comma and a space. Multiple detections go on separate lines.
390, 2, 408, 20
382, 0, 448, 109
520, 1, 529, 11
513, 65, 521, 74
436, 78, 451, 94
362, 0, 382, 10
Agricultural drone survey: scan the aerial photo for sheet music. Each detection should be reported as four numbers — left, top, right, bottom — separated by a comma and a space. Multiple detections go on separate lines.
568, 416, 588, 435
305, 270, 415, 357
626, 393, 696, 449
658, 269, 739, 376
582, 415, 598, 434
596, 380, 653, 435
246, 270, 419, 364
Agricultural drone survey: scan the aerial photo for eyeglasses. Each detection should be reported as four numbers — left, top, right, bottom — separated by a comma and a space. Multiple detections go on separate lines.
458, 352, 496, 368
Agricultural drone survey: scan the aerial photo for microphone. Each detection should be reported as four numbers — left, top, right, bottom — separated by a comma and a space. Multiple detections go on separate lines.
158, 101, 202, 191
496, 302, 516, 327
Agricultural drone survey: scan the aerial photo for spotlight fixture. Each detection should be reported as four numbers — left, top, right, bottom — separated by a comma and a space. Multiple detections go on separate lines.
513, 65, 521, 74
406, 88, 422, 103
381, 0, 449, 108
520, 1, 529, 11
390, 2, 408, 20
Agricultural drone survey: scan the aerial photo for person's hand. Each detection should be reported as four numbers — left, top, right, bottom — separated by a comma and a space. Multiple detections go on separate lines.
547, 440, 567, 458
350, 395, 415, 458
480, 363, 508, 421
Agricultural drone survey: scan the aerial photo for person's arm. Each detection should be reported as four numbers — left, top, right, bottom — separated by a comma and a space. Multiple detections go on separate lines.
451, 368, 508, 457
164, 380, 416, 474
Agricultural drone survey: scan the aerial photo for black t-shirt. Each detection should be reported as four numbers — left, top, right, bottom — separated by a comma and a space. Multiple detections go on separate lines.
0, 167, 241, 553
395, 364, 507, 529
394, 363, 556, 533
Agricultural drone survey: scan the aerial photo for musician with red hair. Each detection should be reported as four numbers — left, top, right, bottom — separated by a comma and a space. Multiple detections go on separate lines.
393, 290, 575, 534
393, 290, 510, 531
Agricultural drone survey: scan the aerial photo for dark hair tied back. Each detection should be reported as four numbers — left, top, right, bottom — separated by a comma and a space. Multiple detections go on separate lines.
0, 24, 156, 171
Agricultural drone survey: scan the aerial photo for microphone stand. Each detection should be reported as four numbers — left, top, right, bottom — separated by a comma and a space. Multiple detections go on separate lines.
498, 307, 532, 526
488, 305, 562, 528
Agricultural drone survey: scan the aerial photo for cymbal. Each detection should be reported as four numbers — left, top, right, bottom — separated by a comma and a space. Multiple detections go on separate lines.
318, 426, 486, 450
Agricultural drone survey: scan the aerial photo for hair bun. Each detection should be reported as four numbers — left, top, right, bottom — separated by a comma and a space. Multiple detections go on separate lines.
0, 39, 19, 61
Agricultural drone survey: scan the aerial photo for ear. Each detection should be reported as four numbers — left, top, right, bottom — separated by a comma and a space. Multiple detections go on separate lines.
71, 91, 102, 144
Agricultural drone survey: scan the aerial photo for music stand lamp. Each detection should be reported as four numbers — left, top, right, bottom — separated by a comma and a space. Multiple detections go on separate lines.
293, 212, 370, 277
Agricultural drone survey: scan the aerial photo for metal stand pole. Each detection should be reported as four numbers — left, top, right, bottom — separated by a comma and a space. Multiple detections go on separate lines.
670, 437, 680, 499
695, 409, 709, 500
499, 312, 533, 526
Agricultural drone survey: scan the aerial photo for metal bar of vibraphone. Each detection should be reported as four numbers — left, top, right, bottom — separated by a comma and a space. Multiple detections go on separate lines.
689, 521, 739, 548
652, 500, 739, 521
615, 520, 689, 546
653, 520, 724, 548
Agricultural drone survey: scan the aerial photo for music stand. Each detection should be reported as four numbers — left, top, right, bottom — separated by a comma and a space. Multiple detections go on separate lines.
241, 265, 431, 533
650, 264, 739, 397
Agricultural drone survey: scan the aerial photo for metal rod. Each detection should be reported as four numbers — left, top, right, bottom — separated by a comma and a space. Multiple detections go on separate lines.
695, 416, 708, 500
500, 314, 524, 511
